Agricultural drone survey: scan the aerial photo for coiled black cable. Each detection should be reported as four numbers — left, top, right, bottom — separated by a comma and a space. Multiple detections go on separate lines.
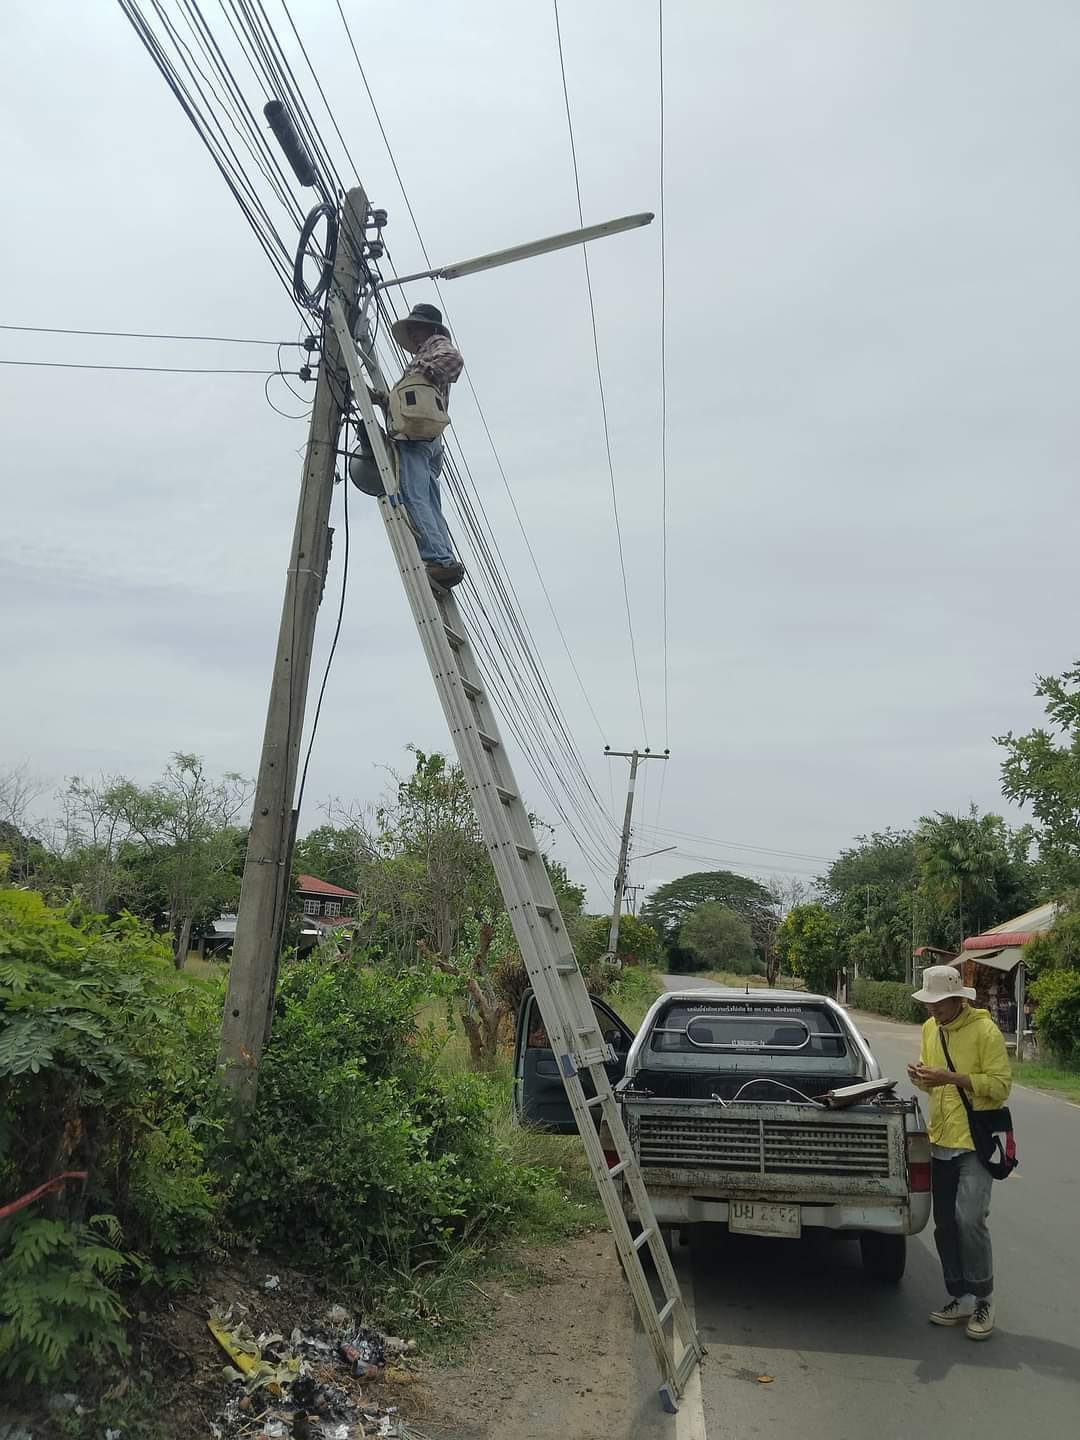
293, 201, 337, 310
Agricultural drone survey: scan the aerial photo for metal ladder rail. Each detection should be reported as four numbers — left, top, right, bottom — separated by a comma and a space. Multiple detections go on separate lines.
401, 548, 704, 1409
328, 293, 704, 1409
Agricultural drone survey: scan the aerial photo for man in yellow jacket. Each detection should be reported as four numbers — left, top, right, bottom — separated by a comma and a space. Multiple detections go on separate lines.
907, 965, 1011, 1341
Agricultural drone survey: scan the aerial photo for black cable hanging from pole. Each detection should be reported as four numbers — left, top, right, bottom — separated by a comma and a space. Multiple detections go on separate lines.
292, 202, 338, 311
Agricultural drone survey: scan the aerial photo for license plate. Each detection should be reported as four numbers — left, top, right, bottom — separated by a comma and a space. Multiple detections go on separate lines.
728, 1201, 801, 1238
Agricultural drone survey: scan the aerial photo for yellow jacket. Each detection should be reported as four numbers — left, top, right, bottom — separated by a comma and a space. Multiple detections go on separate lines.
916, 1005, 1012, 1150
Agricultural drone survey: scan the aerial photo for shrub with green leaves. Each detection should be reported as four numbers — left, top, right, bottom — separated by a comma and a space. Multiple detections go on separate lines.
1030, 969, 1080, 1068
220, 955, 534, 1279
851, 978, 925, 1025
0, 1214, 129, 1385
0, 885, 218, 1382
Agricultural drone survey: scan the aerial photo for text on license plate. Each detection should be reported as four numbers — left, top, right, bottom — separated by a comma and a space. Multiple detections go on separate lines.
728, 1201, 801, 1238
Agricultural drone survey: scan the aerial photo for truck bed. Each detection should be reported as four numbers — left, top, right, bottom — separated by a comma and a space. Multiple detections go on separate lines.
624, 1068, 864, 1101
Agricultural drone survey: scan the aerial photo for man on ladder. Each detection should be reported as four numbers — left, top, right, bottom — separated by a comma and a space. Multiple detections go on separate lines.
371, 301, 466, 589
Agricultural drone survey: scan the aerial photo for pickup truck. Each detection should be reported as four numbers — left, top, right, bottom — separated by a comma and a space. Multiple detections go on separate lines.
513, 985, 931, 1281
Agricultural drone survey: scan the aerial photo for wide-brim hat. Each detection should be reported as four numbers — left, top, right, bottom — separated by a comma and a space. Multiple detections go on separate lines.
911, 964, 976, 1004
392, 302, 451, 352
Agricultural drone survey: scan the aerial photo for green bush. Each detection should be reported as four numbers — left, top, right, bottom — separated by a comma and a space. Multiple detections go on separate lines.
220, 955, 536, 1280
0, 1214, 129, 1385
0, 886, 219, 1383
851, 978, 924, 1025
1030, 969, 1080, 1069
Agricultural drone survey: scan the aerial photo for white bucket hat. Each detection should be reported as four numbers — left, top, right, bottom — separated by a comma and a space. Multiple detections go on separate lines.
911, 964, 976, 1004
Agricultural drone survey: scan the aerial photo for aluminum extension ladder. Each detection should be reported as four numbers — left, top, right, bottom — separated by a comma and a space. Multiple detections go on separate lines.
327, 292, 704, 1410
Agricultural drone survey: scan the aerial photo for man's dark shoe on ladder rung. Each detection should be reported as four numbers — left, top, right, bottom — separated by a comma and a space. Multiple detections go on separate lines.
426, 560, 465, 588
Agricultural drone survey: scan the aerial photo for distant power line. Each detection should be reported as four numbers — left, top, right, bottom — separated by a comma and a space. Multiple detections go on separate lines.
0, 359, 303, 376
0, 323, 302, 345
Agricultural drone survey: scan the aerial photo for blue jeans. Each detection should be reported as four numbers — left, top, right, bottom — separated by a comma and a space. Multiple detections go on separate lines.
396, 438, 454, 565
932, 1151, 995, 1299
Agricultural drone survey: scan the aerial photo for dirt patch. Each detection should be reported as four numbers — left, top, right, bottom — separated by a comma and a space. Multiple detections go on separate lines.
2, 1241, 643, 1440
407, 1234, 641, 1440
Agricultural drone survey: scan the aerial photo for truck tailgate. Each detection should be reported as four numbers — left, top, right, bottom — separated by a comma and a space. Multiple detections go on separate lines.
628, 1100, 910, 1201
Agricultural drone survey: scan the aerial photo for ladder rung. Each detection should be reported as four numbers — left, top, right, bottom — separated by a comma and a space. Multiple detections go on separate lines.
607, 1159, 628, 1178
476, 730, 499, 750
585, 1093, 605, 1109
515, 843, 535, 859
443, 623, 465, 649
633, 1227, 655, 1252
535, 903, 554, 916
555, 961, 577, 974
461, 678, 483, 700
656, 1297, 677, 1326
495, 785, 517, 804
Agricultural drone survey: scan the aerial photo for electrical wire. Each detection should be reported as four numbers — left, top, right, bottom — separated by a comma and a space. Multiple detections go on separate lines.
365, 287, 619, 858
0, 323, 301, 344
552, 0, 649, 742
333, 0, 612, 753
123, 0, 620, 888
658, 0, 670, 749
0, 358, 300, 375
637, 823, 834, 864
264, 370, 312, 417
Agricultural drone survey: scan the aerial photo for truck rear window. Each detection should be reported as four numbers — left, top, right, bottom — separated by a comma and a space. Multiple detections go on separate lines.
650, 1001, 848, 1059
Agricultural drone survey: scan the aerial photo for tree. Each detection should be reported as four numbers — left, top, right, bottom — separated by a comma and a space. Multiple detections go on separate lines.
0, 764, 50, 888
998, 663, 1080, 892
293, 823, 365, 892
678, 903, 756, 974
101, 755, 252, 965
56, 774, 139, 916
820, 830, 920, 982
1021, 904, 1080, 980
776, 902, 840, 995
577, 913, 660, 972
329, 748, 499, 966
914, 806, 1035, 947
641, 870, 776, 969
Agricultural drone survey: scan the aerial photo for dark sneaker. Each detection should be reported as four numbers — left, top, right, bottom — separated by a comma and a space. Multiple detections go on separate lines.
966, 1300, 995, 1341
426, 562, 465, 589
930, 1298, 974, 1326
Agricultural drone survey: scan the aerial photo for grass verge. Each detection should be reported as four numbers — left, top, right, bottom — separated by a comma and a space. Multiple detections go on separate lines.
1012, 1059, 1080, 1103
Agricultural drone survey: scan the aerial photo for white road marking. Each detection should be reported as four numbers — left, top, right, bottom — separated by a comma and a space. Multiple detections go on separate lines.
674, 1258, 707, 1440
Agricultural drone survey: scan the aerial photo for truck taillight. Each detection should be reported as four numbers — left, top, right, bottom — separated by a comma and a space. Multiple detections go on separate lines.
907, 1130, 931, 1192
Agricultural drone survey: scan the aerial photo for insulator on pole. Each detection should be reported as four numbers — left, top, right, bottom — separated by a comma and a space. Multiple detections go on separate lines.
264, 100, 318, 187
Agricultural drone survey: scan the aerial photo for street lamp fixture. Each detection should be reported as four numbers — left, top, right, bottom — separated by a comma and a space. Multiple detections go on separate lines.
375, 212, 654, 291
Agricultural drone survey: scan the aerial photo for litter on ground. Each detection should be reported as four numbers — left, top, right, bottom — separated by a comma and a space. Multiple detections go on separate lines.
206, 1301, 425, 1439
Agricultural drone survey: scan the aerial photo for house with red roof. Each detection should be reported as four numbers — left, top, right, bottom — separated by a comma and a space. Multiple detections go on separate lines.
203, 872, 359, 957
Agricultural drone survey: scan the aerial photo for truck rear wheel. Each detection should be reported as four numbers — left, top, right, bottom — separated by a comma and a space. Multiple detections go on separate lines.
860, 1232, 906, 1283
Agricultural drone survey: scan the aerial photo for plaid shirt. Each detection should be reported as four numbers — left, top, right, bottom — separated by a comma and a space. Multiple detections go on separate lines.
407, 334, 464, 398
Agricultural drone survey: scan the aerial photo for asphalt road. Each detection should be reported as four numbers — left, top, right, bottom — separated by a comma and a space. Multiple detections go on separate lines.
656, 975, 1080, 1440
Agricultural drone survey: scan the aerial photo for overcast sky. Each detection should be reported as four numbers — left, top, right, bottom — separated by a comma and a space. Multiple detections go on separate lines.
2, 1, 1077, 908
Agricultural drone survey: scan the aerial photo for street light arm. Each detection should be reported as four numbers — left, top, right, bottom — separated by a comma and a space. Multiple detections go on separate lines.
376, 212, 654, 291
631, 846, 678, 862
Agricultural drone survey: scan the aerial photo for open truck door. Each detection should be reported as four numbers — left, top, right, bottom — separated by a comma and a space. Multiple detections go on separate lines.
512, 988, 635, 1132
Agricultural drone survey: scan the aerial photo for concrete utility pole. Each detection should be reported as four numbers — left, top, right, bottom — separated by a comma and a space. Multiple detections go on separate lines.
605, 747, 669, 958
218, 186, 369, 1112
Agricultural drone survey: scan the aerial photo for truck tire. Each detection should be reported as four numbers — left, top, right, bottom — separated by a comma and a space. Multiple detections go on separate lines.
860, 1232, 906, 1283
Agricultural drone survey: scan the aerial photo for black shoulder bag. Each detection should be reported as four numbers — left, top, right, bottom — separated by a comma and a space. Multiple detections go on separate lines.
938, 1028, 1018, 1179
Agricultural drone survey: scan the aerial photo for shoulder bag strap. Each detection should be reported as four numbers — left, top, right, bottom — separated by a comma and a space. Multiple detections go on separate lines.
937, 1027, 977, 1132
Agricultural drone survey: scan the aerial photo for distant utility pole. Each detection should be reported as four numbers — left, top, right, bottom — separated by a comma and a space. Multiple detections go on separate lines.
217, 184, 370, 1113
605, 747, 669, 958
624, 883, 645, 917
